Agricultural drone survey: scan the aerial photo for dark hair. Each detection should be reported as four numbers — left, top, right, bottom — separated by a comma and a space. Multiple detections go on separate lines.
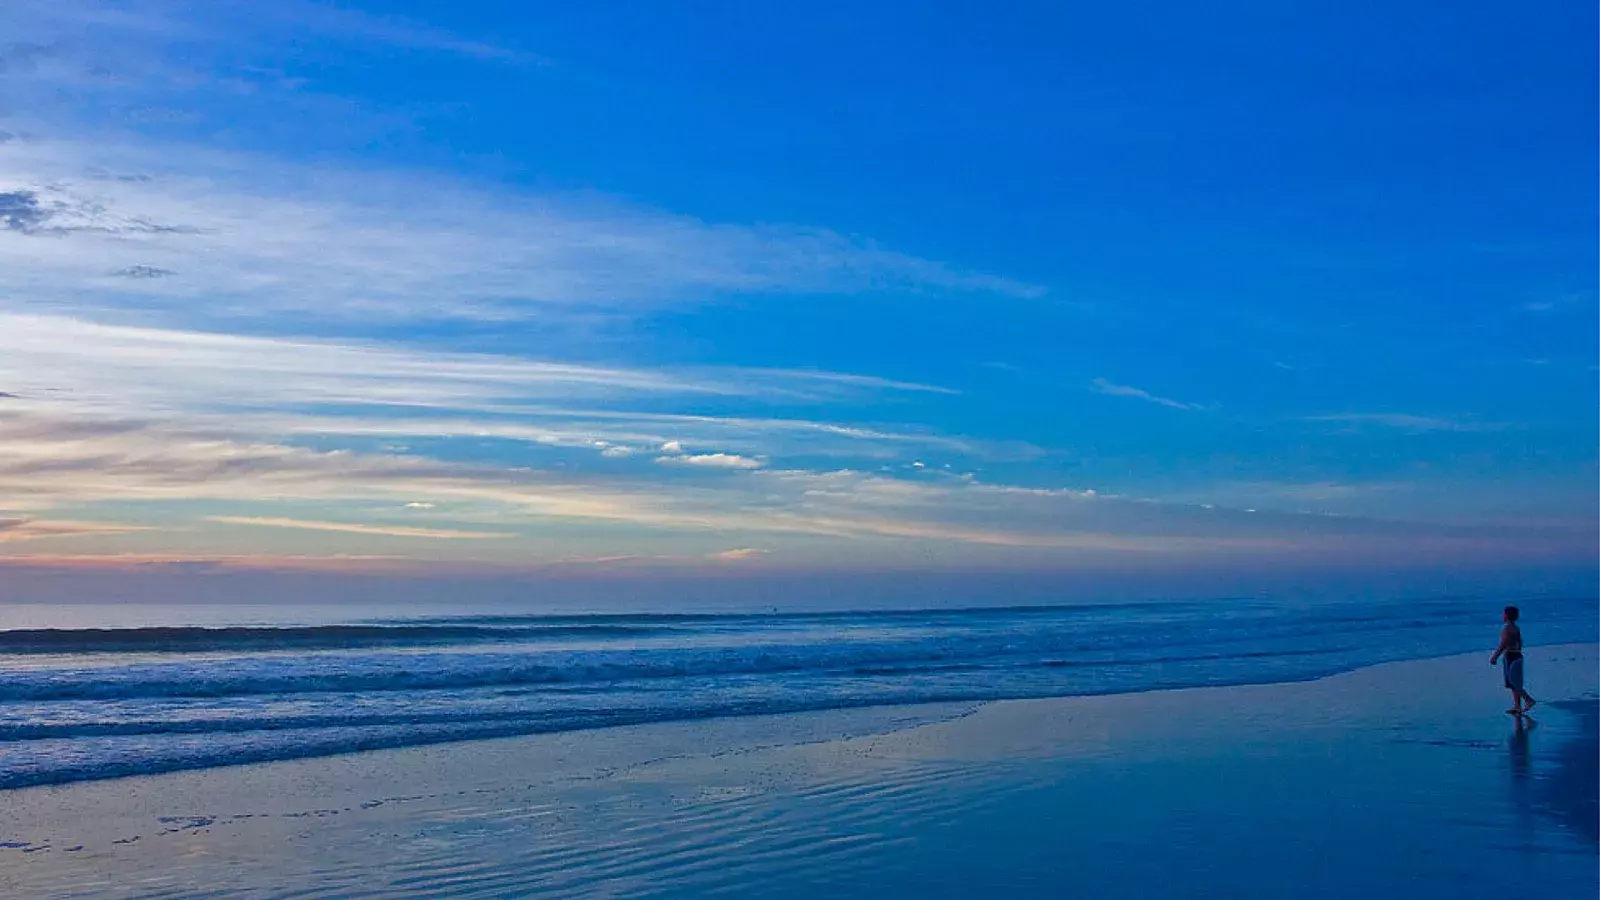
1504, 605, 1520, 622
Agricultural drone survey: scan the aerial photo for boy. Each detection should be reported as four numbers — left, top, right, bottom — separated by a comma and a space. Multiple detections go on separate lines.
1489, 605, 1536, 716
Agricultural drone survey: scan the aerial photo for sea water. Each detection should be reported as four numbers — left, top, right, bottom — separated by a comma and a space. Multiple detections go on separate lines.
0, 594, 1593, 790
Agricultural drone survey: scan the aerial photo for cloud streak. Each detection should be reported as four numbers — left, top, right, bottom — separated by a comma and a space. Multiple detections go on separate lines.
0, 410, 1586, 570
1090, 378, 1209, 411
1300, 413, 1507, 433
4, 0, 533, 89
0, 313, 994, 467
204, 516, 515, 540
709, 548, 769, 561
0, 137, 1043, 328
0, 516, 157, 543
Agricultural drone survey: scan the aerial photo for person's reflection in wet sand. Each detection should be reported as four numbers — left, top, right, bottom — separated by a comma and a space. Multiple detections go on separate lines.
1506, 700, 1600, 850
1508, 715, 1535, 782
1504, 713, 1539, 846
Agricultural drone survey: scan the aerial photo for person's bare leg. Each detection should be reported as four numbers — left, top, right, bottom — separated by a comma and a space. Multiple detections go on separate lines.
1507, 689, 1523, 714
1520, 690, 1536, 712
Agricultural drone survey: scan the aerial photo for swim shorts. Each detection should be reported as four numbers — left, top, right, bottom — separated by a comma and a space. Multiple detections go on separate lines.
1502, 653, 1524, 691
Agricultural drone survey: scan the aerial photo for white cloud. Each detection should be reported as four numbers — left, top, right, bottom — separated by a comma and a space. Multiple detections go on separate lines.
205, 516, 513, 540
659, 441, 684, 454
656, 453, 765, 470
709, 547, 769, 561
1090, 378, 1208, 411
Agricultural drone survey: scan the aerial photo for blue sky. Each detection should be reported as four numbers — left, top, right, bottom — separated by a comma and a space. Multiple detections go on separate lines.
0, 1, 1594, 601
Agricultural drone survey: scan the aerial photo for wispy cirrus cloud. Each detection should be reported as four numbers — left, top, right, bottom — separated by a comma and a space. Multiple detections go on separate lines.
1090, 378, 1210, 411
269, 1, 534, 61
1518, 291, 1591, 314
0, 6, 1043, 330
1147, 480, 1412, 516
0, 516, 157, 543
0, 137, 1042, 328
0, 410, 1587, 568
2, 1, 1583, 582
3, 0, 532, 90
204, 516, 514, 540
0, 410, 1432, 553
1300, 413, 1508, 433
709, 548, 769, 561
0, 553, 417, 572
0, 313, 997, 466
0, 313, 721, 406
0, 2, 1062, 576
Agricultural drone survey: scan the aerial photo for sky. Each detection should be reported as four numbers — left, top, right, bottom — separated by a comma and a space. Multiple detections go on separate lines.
0, 1, 1595, 606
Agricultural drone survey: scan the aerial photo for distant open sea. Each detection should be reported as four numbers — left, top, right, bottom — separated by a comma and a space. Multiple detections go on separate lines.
1, 594, 1593, 790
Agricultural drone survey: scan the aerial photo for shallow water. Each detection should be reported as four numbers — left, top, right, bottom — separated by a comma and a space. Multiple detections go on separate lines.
1, 595, 1592, 788
1, 647, 1593, 898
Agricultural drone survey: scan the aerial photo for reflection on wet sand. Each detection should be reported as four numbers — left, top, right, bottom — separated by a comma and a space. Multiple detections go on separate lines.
2, 647, 1593, 898
1532, 699, 1598, 846
1507, 714, 1534, 781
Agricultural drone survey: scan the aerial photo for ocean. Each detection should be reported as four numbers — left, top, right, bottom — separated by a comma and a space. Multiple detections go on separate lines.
1, 594, 1593, 791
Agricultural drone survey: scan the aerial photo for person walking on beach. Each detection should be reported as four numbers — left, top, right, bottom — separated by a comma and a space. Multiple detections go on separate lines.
1490, 605, 1536, 716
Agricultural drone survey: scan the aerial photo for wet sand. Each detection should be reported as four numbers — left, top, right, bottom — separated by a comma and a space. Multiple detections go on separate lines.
2, 645, 1594, 898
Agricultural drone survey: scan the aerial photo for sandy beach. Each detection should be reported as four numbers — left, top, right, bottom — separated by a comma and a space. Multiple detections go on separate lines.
2, 643, 1594, 898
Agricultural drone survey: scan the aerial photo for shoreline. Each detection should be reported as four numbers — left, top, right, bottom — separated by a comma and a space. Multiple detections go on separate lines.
4, 644, 1595, 898
4, 638, 1593, 793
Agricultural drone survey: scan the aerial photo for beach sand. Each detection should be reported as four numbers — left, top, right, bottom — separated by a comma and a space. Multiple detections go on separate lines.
3, 644, 1594, 898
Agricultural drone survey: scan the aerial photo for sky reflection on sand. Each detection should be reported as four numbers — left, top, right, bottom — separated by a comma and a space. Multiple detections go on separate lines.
1, 646, 1594, 898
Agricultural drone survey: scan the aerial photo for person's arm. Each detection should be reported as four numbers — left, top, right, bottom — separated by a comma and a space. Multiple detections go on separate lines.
1491, 625, 1510, 664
